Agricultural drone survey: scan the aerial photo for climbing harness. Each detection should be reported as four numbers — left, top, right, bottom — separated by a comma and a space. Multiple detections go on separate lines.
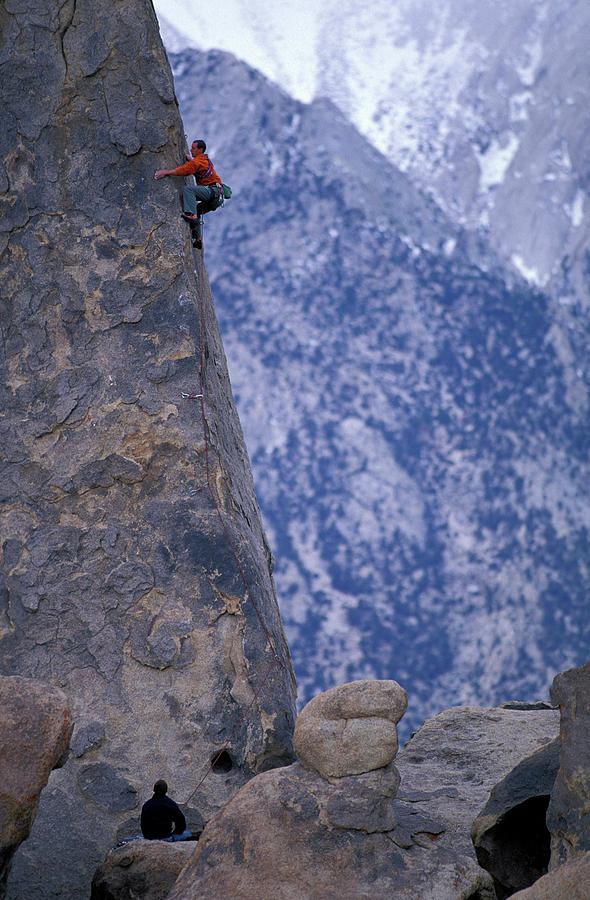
196, 157, 224, 205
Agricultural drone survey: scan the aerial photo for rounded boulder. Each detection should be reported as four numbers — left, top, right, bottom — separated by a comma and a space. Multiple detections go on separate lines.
293, 680, 407, 778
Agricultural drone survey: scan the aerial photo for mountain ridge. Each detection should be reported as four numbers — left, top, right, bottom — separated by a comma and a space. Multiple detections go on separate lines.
155, 0, 590, 302
169, 46, 590, 738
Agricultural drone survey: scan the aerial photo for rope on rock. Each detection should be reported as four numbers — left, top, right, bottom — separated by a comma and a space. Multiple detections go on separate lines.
182, 220, 286, 803
185, 656, 278, 805
191, 226, 284, 665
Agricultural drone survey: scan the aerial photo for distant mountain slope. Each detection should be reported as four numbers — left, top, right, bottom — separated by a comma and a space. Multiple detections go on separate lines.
156, 0, 590, 301
170, 48, 590, 736
313, 0, 590, 296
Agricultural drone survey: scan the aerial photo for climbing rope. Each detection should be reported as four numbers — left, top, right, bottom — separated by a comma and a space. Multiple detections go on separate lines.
190, 224, 284, 664
182, 220, 286, 804
185, 656, 278, 805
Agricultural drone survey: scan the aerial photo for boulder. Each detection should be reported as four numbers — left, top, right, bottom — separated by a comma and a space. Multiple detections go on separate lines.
0, 676, 72, 898
1, 1, 296, 897
510, 851, 590, 900
471, 737, 560, 897
293, 680, 407, 777
395, 704, 560, 861
166, 760, 493, 900
166, 697, 560, 899
547, 661, 590, 867
90, 839, 195, 900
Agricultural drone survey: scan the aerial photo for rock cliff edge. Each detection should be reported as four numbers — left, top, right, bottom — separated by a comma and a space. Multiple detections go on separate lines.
0, 2, 296, 897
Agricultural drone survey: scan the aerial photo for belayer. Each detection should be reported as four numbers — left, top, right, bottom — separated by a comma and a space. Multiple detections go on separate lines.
140, 779, 194, 842
154, 139, 227, 249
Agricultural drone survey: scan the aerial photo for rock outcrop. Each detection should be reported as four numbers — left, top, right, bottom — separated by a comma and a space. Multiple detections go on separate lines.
0, 2, 296, 897
167, 685, 559, 899
90, 839, 195, 900
293, 679, 407, 777
0, 676, 72, 899
471, 737, 560, 897
546, 661, 590, 867
470, 662, 590, 897
394, 704, 560, 869
511, 852, 590, 900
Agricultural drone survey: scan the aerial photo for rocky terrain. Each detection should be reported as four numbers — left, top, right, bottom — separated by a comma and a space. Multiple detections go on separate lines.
91, 840, 194, 900
164, 664, 588, 899
4, 661, 589, 899
169, 47, 590, 737
0, 3, 295, 897
2, 2, 589, 897
0, 676, 72, 898
86, 663, 588, 900
311, 0, 590, 302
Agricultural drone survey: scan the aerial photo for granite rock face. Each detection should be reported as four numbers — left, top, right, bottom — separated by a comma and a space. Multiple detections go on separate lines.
395, 704, 560, 863
90, 840, 195, 900
0, 676, 72, 899
167, 761, 494, 900
293, 679, 407, 777
547, 661, 590, 867
167, 693, 559, 899
511, 852, 590, 900
0, 2, 296, 897
470, 665, 590, 897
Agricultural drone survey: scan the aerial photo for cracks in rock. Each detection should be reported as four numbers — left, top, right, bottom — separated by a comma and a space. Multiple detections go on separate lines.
209, 584, 245, 623
1, 211, 70, 260
33, 407, 90, 443
57, 0, 76, 81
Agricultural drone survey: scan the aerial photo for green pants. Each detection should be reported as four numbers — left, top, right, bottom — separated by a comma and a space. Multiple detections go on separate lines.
182, 185, 221, 238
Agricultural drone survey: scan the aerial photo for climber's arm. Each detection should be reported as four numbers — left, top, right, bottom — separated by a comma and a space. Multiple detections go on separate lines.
154, 159, 198, 180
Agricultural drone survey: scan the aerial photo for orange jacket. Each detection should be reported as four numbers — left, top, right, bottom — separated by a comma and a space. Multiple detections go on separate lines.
172, 152, 221, 185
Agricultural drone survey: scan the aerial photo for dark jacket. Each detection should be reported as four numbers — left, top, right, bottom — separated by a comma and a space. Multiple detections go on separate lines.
140, 794, 187, 839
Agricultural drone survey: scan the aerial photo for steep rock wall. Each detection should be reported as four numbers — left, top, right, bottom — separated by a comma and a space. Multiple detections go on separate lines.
0, 2, 296, 897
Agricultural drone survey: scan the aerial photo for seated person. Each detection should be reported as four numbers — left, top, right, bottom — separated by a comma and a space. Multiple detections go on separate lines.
140, 779, 192, 842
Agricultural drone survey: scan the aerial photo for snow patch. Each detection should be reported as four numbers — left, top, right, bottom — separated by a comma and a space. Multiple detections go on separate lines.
516, 35, 543, 86
263, 139, 283, 177
476, 132, 520, 190
400, 234, 421, 258
511, 254, 548, 287
509, 90, 532, 123
565, 189, 585, 228
154, 0, 320, 102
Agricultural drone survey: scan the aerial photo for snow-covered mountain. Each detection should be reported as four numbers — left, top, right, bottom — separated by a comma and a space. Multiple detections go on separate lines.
314, 0, 590, 295
156, 0, 590, 301
165, 47, 589, 738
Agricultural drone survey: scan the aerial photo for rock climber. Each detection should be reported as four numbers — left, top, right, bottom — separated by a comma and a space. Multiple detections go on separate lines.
154, 139, 223, 249
140, 779, 193, 842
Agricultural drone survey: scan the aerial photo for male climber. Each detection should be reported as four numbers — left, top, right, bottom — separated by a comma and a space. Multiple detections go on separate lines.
155, 139, 223, 249
140, 779, 193, 842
